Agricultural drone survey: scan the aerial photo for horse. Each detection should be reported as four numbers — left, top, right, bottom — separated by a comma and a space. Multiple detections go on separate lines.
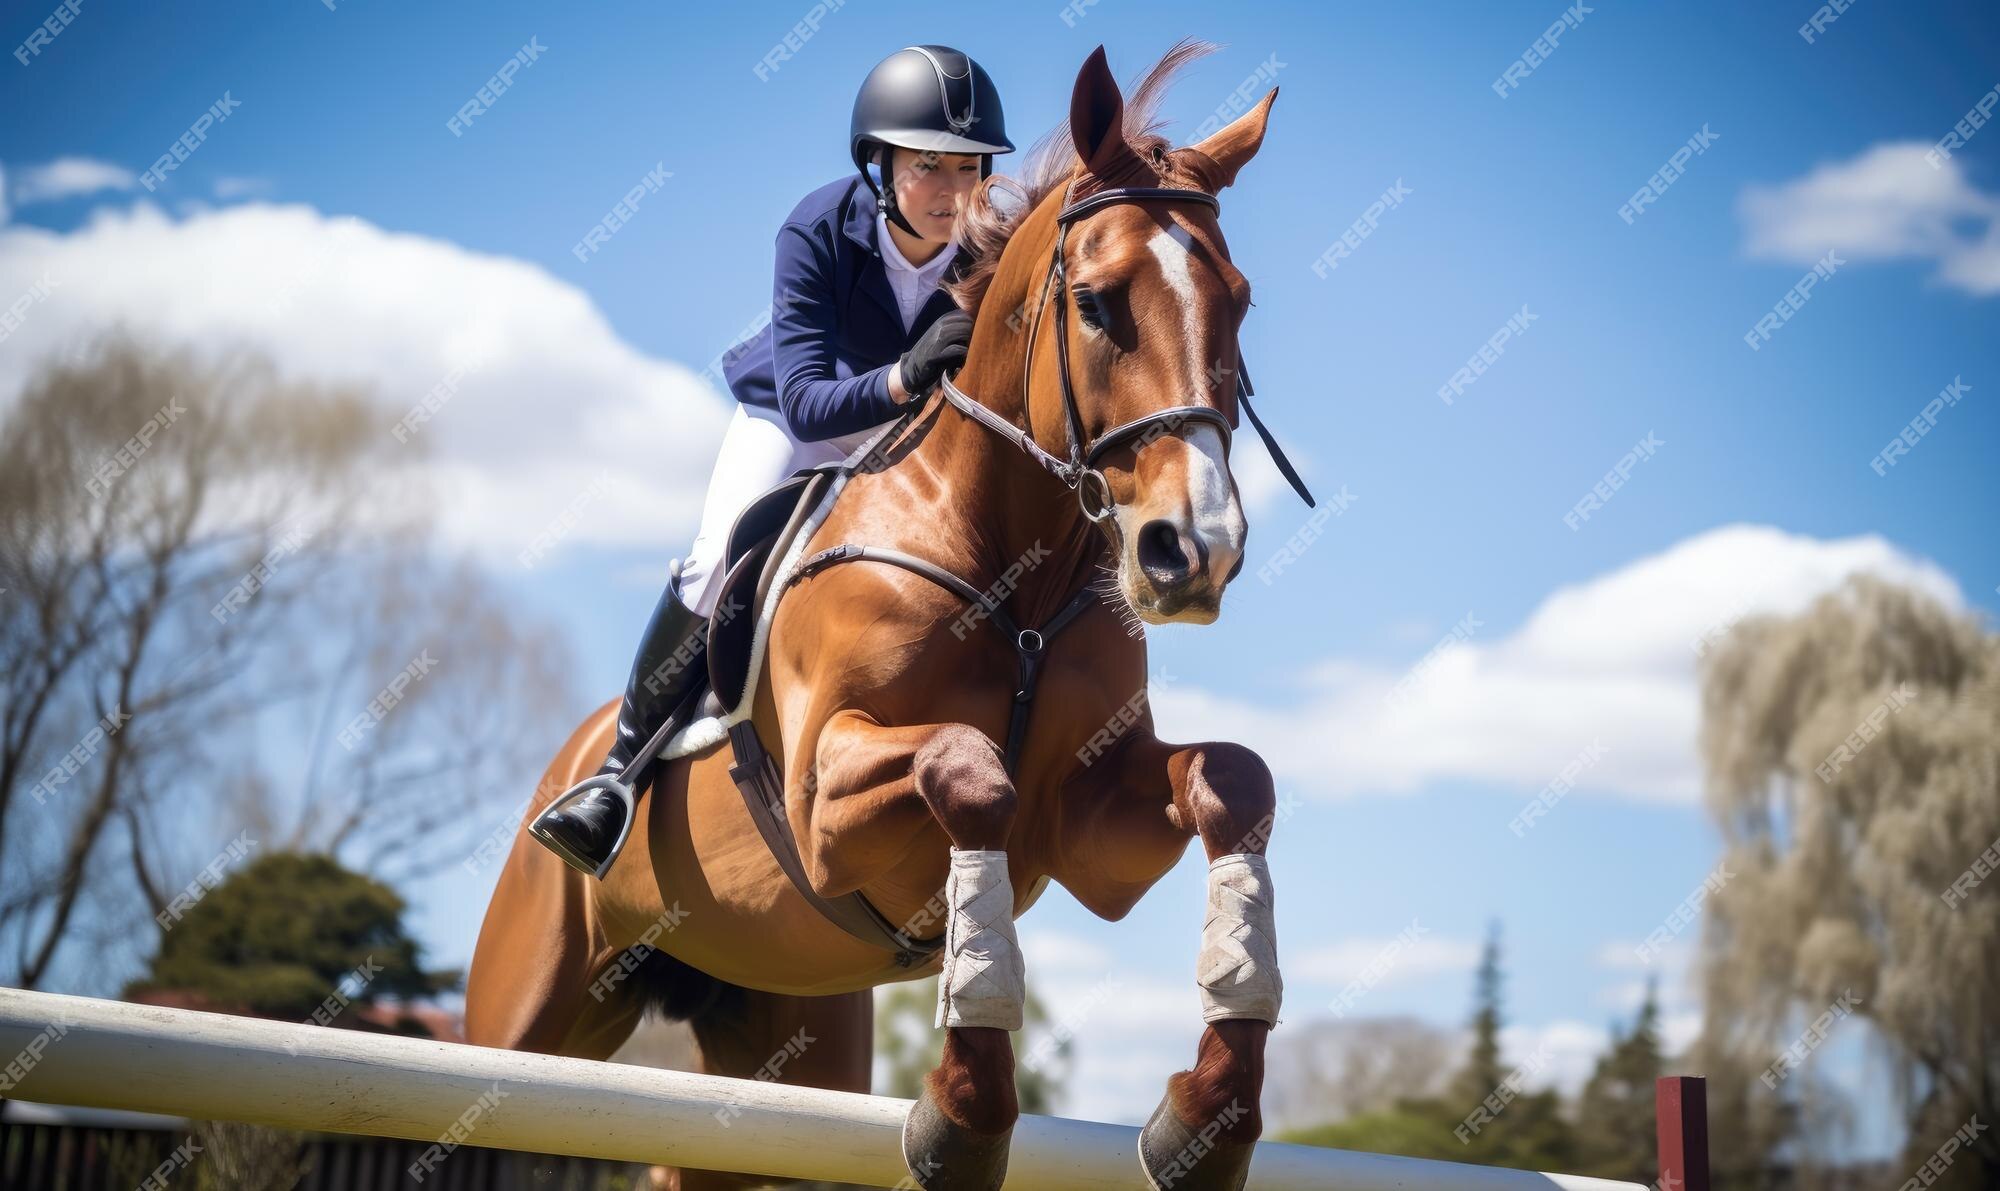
467, 43, 1293, 1191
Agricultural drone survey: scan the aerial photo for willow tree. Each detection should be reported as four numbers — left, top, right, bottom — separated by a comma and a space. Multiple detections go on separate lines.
1696, 575, 1998, 1188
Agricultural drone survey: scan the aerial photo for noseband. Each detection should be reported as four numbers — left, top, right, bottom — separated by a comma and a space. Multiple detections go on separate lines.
938, 182, 1315, 519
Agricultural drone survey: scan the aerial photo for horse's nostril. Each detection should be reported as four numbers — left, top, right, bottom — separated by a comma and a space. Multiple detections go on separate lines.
1137, 519, 1197, 586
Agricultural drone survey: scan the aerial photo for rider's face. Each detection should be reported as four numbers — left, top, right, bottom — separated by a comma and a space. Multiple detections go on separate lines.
887, 149, 980, 241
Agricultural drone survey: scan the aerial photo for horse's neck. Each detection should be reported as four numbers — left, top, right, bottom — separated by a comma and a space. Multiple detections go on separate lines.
896, 255, 1104, 624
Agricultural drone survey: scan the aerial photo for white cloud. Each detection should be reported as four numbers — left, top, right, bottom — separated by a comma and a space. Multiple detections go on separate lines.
1294, 930, 1482, 989
1154, 525, 1963, 804
0, 200, 731, 564
9, 157, 137, 206
212, 176, 274, 200
1739, 140, 2000, 296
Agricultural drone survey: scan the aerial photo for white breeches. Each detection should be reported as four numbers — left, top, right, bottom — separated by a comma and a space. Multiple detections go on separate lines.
678, 403, 886, 617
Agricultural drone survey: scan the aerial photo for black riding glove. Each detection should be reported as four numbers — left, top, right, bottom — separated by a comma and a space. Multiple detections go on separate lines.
896, 310, 973, 402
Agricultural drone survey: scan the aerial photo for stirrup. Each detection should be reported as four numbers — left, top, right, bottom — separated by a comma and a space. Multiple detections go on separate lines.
527, 772, 637, 881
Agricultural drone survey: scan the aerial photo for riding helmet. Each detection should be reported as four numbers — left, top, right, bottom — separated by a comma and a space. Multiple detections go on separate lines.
850, 45, 1013, 237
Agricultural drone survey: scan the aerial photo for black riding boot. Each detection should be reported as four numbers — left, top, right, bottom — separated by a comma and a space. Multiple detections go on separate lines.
529, 564, 708, 878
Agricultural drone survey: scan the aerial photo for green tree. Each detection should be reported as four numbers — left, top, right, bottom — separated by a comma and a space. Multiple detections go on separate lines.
1572, 979, 1665, 1184
1288, 924, 1575, 1173
126, 851, 456, 1020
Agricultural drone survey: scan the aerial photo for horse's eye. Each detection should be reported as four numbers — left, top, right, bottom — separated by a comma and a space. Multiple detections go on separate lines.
1073, 287, 1105, 329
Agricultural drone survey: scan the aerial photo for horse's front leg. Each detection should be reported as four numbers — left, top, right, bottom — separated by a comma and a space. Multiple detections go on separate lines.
1103, 737, 1281, 1191
900, 723, 1023, 1191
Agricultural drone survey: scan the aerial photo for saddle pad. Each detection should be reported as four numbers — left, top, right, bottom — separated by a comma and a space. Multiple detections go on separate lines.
661, 466, 847, 762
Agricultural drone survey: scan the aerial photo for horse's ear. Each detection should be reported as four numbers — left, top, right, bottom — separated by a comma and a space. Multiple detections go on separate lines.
1188, 88, 1277, 191
1069, 46, 1129, 172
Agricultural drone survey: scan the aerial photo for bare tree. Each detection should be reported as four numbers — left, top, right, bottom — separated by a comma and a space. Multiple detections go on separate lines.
0, 337, 576, 991
1696, 575, 1999, 1189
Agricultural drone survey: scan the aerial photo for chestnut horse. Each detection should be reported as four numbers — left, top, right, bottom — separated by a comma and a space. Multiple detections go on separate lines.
467, 45, 1290, 1191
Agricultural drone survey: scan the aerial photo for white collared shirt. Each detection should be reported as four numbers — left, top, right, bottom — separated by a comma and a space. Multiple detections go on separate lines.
875, 213, 958, 331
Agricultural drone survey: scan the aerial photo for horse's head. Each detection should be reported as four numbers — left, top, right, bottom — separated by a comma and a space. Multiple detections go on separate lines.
1034, 47, 1275, 626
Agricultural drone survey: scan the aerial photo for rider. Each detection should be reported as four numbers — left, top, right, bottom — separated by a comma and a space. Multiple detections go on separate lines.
530, 46, 1013, 877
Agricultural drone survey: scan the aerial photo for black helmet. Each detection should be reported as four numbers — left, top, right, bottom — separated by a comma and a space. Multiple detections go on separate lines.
850, 45, 1012, 238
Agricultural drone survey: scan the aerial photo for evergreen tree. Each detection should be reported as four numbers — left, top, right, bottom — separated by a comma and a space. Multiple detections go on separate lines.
127, 852, 454, 1021
1572, 978, 1666, 1184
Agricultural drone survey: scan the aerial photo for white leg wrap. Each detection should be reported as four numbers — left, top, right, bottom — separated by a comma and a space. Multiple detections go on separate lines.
934, 849, 1025, 1031
1198, 854, 1282, 1025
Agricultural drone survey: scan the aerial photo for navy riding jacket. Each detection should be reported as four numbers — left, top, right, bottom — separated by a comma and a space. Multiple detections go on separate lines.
722, 177, 964, 442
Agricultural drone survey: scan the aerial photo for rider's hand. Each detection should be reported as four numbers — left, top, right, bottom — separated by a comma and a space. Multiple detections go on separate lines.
895, 311, 973, 403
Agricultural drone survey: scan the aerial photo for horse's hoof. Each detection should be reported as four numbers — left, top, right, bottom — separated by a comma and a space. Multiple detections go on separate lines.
1137, 1091, 1255, 1190
900, 1085, 1012, 1191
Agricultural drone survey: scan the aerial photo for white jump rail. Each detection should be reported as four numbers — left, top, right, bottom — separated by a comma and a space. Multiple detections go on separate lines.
0, 989, 1673, 1190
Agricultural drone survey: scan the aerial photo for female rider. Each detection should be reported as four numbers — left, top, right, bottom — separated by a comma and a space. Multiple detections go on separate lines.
530, 46, 1013, 877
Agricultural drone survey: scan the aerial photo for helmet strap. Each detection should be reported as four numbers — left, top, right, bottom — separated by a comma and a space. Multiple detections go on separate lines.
873, 144, 925, 240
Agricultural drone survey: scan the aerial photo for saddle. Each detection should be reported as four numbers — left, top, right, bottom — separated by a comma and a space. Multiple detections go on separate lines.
693, 409, 1089, 969
689, 420, 946, 966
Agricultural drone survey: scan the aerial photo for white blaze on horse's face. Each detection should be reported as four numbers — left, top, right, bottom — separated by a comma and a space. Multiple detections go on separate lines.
1104, 221, 1247, 625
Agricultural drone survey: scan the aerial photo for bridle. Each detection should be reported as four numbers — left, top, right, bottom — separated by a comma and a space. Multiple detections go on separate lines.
938, 181, 1315, 520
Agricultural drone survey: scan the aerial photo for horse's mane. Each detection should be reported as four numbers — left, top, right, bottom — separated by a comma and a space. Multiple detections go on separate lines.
947, 39, 1218, 315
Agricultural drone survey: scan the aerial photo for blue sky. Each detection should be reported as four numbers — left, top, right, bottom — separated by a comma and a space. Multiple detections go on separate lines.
4, 0, 1995, 1154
